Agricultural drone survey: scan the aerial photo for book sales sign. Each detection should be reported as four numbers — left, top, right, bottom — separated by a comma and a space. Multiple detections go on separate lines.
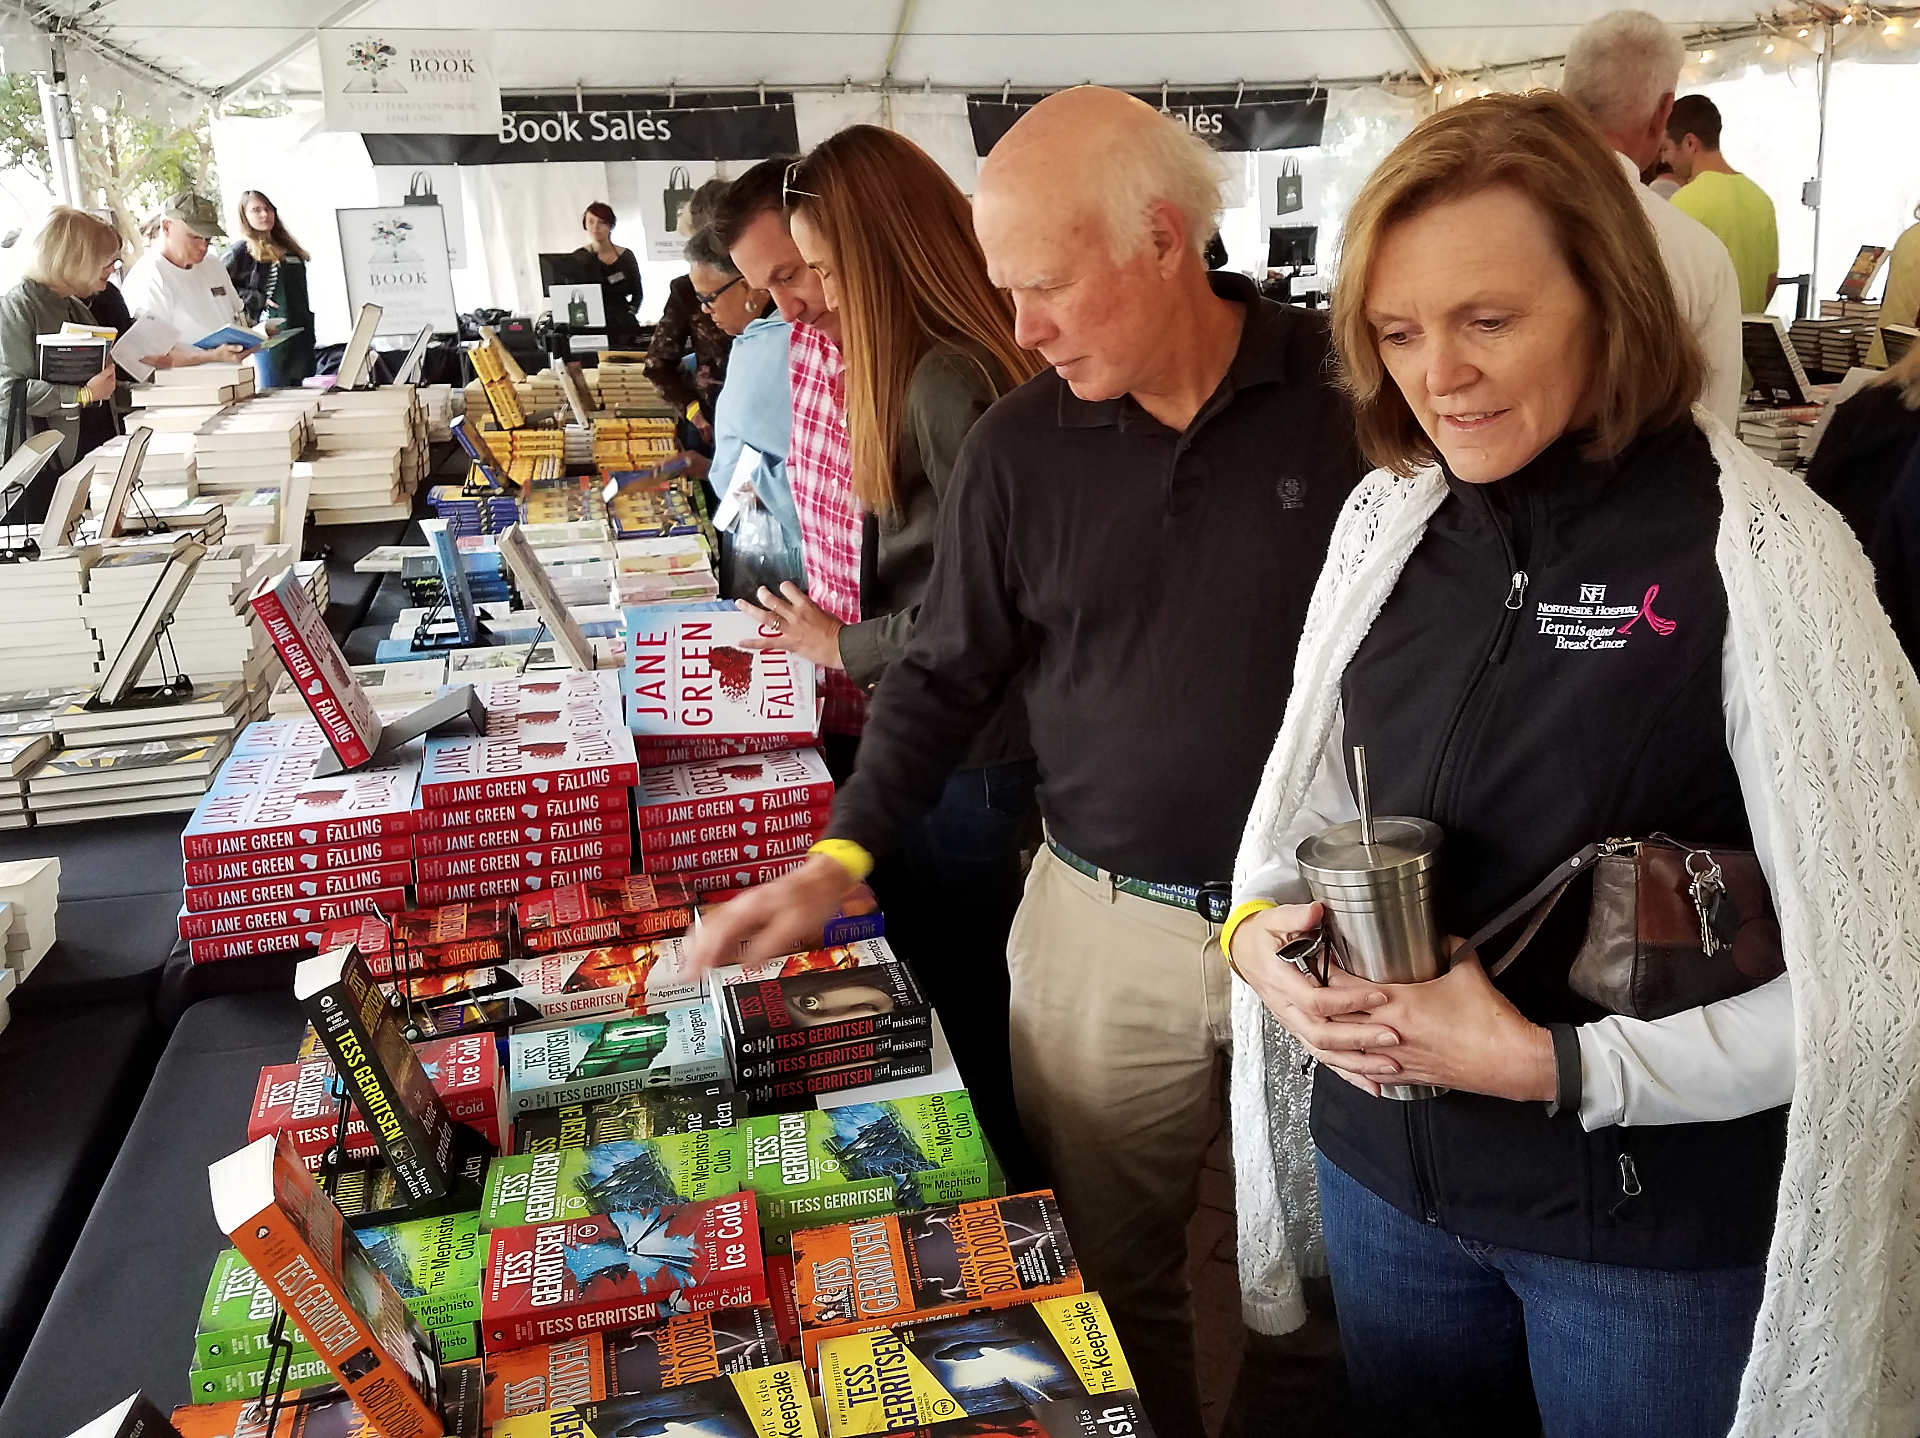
320, 28, 502, 134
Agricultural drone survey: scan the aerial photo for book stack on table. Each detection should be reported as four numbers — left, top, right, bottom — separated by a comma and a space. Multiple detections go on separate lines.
1, 547, 100, 691
81, 541, 278, 694
0, 856, 60, 995
269, 655, 446, 718
129, 362, 257, 410
305, 384, 427, 524
83, 430, 195, 508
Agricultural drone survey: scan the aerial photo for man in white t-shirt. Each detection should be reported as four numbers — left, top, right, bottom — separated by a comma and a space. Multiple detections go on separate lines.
1562, 10, 1743, 425
120, 191, 250, 370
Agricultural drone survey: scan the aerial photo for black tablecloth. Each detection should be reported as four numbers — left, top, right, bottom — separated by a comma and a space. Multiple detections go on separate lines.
0, 991, 307, 1433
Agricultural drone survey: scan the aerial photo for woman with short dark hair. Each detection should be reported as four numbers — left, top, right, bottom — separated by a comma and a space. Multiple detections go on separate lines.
578, 200, 642, 342
1225, 90, 1920, 1434
643, 179, 733, 443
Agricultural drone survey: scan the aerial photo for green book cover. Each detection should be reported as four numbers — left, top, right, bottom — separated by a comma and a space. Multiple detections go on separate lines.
480, 1126, 748, 1229
187, 1323, 479, 1403
509, 1087, 739, 1155
742, 1091, 995, 1249
193, 1212, 483, 1370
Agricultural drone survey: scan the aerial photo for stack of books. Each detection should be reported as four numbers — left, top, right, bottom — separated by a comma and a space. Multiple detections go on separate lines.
187, 404, 308, 521
605, 469, 706, 540
0, 729, 57, 829
1, 548, 100, 691
428, 483, 521, 537
22, 729, 241, 827
633, 748, 833, 896
1789, 317, 1874, 375
613, 535, 718, 607
522, 473, 605, 527
590, 359, 668, 411
84, 430, 195, 509
176, 721, 421, 964
713, 956, 936, 1110
593, 416, 678, 469
305, 386, 425, 525
0, 856, 60, 983
622, 611, 821, 764
411, 670, 638, 906
1739, 405, 1822, 468
269, 656, 446, 718
1820, 298, 1882, 323
508, 539, 613, 610
129, 361, 257, 410
82, 542, 276, 693
420, 382, 459, 441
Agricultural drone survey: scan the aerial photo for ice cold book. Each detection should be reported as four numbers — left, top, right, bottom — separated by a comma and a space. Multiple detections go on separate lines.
623, 612, 819, 741
480, 1127, 748, 1228
480, 1190, 766, 1351
420, 670, 636, 807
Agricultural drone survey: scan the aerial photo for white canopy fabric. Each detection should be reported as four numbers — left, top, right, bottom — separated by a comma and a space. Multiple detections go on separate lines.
5, 0, 1807, 103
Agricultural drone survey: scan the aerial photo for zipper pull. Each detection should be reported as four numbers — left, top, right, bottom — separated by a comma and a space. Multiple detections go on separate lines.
1504, 570, 1528, 611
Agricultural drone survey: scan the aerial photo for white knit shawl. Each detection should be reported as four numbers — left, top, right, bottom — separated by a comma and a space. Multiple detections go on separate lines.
1227, 409, 1920, 1436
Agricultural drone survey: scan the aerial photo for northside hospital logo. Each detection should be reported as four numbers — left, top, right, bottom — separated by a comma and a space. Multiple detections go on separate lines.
1536, 582, 1677, 652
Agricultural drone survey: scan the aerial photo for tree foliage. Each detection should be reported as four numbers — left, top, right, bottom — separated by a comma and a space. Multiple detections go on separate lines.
0, 73, 214, 253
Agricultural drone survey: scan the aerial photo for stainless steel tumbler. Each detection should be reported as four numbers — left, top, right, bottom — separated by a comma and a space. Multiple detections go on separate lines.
1295, 749, 1449, 1100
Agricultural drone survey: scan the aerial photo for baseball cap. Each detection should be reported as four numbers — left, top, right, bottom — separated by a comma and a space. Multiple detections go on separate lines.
155, 191, 222, 239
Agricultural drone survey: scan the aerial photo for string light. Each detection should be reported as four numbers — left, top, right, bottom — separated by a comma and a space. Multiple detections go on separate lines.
1763, 38, 1776, 52
1798, 25, 1811, 36
1840, 10, 1854, 23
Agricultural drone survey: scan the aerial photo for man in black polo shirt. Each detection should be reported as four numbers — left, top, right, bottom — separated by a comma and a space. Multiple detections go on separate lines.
692, 86, 1363, 1436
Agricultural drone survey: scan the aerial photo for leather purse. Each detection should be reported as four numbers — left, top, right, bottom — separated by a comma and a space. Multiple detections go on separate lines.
1465, 834, 1784, 1021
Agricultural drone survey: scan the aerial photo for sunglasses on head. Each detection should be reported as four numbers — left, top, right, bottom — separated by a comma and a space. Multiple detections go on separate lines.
782, 158, 819, 206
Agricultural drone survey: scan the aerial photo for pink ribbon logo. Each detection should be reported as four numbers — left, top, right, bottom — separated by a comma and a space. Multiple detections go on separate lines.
1616, 584, 1677, 636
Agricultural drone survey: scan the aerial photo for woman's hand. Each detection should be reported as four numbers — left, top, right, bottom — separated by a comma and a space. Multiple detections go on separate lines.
677, 450, 710, 481
81, 360, 116, 405
1356, 945, 1558, 1102
1229, 903, 1408, 1091
736, 583, 844, 671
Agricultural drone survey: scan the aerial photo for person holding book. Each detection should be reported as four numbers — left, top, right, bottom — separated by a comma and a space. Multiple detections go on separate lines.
0, 206, 123, 497
1224, 91, 1920, 1435
1560, 10, 1742, 425
577, 201, 643, 344
693, 90, 1366, 1438
120, 191, 250, 371
738, 124, 1046, 1200
645, 179, 734, 450
225, 190, 315, 387
1663, 95, 1779, 314
682, 224, 803, 596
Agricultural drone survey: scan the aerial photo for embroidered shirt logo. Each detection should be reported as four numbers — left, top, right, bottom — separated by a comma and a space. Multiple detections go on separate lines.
1536, 581, 1677, 651
1276, 475, 1306, 510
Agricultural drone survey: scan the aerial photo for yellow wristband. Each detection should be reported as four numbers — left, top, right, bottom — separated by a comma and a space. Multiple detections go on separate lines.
1219, 899, 1278, 971
809, 838, 874, 884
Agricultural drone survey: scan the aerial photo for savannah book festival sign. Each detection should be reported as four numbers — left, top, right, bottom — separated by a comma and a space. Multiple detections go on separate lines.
320, 29, 503, 135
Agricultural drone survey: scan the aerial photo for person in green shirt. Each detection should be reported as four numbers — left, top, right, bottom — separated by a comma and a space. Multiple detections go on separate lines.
1663, 94, 1779, 313
1867, 214, 1920, 368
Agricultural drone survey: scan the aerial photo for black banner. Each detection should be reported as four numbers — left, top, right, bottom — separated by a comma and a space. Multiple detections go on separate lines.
362, 90, 800, 166
967, 88, 1326, 155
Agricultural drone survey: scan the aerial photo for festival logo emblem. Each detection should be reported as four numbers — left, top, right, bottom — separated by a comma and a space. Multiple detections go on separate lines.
344, 37, 403, 94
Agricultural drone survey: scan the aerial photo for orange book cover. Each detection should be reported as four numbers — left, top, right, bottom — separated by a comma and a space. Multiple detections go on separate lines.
208, 1134, 444, 1438
791, 1191, 1083, 1369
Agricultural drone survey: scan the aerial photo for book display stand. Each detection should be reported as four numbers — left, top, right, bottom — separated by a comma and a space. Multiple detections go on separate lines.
308, 685, 488, 779
391, 324, 435, 387
83, 536, 206, 712
0, 430, 64, 560
406, 516, 492, 657
333, 304, 382, 393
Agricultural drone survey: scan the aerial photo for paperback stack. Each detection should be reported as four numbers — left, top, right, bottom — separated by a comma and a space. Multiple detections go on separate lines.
129, 362, 256, 411
420, 382, 459, 442
591, 359, 668, 411
1820, 298, 1881, 323
612, 535, 718, 607
305, 386, 425, 524
23, 731, 241, 826
270, 656, 446, 718
411, 670, 638, 906
295, 449, 403, 525
1738, 405, 1821, 469
714, 957, 936, 1109
0, 857, 60, 983
604, 469, 705, 540
592, 417, 677, 469
176, 721, 420, 964
0, 729, 57, 828
187, 403, 308, 522
82, 541, 276, 694
522, 474, 604, 527
633, 748, 833, 895
84, 431, 194, 508
2, 548, 100, 691
1788, 317, 1872, 376
427, 484, 520, 537
507, 538, 613, 610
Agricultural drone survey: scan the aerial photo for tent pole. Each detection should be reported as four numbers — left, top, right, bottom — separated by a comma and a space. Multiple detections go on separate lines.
1366, 0, 1437, 87
213, 0, 380, 102
36, 43, 80, 207
1808, 21, 1834, 307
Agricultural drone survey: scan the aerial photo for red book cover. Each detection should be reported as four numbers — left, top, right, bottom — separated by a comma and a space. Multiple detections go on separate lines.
633, 733, 806, 767
515, 875, 697, 953
481, 1191, 766, 1353
182, 744, 421, 859
681, 859, 807, 896
249, 567, 384, 771
177, 887, 408, 941
414, 786, 629, 833
415, 834, 632, 883
420, 671, 637, 808
633, 748, 833, 831
623, 612, 819, 741
639, 804, 829, 858
414, 807, 628, 855
183, 862, 415, 915
189, 924, 331, 965
642, 830, 817, 877
183, 833, 416, 887
317, 901, 512, 979
415, 859, 632, 909
249, 1032, 503, 1162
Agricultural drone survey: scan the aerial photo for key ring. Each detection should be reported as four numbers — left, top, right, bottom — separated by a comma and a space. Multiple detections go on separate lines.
1278, 930, 1330, 986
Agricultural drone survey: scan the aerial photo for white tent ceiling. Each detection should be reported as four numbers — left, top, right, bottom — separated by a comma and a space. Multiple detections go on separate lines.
9, 0, 1782, 103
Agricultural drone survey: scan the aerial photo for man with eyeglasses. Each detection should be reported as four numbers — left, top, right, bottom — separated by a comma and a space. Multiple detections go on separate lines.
709, 157, 867, 775
694, 91, 1365, 1438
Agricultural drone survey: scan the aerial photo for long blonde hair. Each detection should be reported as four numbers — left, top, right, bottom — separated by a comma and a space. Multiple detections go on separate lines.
236, 190, 309, 264
788, 127, 1042, 513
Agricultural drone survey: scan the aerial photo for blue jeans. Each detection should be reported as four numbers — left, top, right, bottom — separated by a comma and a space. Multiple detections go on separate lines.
1317, 1153, 1763, 1438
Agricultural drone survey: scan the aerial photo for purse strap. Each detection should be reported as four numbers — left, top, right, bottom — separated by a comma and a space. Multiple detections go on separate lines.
1462, 843, 1602, 979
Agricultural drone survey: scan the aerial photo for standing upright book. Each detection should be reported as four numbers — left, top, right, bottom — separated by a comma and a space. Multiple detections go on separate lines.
206, 1134, 445, 1438
63, 1395, 182, 1438
419, 671, 636, 807
294, 945, 478, 1206
623, 612, 819, 742
250, 566, 384, 770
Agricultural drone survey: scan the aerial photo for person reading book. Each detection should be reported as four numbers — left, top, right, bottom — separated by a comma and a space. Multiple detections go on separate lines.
120, 191, 251, 372
226, 189, 316, 386
692, 88, 1367, 1438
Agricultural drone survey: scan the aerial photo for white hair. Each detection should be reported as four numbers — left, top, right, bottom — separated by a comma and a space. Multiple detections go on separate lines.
1562, 10, 1686, 136
1100, 110, 1227, 261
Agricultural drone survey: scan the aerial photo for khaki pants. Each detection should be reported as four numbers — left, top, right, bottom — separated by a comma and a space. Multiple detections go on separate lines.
1008, 846, 1232, 1438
